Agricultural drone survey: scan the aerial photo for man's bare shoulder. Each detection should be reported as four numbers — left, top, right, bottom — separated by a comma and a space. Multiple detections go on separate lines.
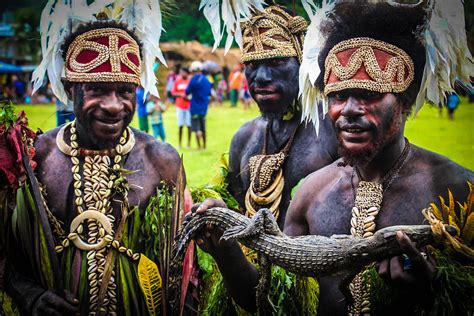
408, 145, 473, 198
410, 145, 473, 181
34, 127, 61, 160
132, 129, 181, 182
230, 117, 265, 148
302, 159, 350, 192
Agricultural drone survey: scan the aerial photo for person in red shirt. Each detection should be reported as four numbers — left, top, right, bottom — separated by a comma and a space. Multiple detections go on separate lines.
172, 67, 191, 148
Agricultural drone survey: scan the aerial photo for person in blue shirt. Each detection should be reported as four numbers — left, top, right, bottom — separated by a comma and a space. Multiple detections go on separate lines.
136, 86, 149, 132
447, 93, 460, 120
185, 61, 213, 149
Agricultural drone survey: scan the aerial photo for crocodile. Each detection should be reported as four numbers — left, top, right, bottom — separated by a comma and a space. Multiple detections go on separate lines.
174, 207, 446, 277
172, 207, 449, 312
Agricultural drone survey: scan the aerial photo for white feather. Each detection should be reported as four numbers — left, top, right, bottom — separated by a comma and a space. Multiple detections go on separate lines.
33, 0, 166, 103
199, 0, 265, 53
118, 0, 166, 99
200, 0, 222, 51
299, 0, 334, 136
32, 0, 114, 104
414, 0, 473, 112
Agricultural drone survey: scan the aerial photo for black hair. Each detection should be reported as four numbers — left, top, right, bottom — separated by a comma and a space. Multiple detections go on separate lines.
61, 20, 143, 60
317, 3, 427, 110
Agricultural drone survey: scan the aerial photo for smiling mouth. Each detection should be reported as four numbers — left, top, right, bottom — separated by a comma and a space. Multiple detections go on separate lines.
343, 128, 366, 133
95, 117, 121, 124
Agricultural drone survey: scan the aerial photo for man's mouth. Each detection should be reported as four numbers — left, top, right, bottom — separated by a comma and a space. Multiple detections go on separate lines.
92, 117, 124, 131
254, 88, 277, 95
253, 87, 280, 101
339, 124, 369, 133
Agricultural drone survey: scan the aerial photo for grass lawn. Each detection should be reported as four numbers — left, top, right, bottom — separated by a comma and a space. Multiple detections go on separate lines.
15, 98, 474, 187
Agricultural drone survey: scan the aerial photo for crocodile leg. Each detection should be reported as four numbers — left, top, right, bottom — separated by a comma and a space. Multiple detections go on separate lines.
221, 208, 282, 241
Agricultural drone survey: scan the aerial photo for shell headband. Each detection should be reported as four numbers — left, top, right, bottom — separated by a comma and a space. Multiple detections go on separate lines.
65, 28, 141, 85
323, 37, 415, 96
241, 6, 307, 63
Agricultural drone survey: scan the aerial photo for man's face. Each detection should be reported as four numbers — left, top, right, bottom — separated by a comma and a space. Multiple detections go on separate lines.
71, 82, 136, 145
327, 90, 406, 165
244, 57, 299, 116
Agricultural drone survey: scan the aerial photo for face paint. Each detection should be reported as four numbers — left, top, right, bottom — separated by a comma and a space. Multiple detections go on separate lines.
328, 90, 404, 165
244, 57, 299, 118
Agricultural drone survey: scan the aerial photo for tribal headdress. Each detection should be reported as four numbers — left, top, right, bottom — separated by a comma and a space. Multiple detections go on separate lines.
299, 0, 474, 134
240, 5, 307, 63
32, 0, 168, 104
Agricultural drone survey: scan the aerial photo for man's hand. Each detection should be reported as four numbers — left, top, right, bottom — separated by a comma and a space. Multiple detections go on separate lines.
377, 231, 436, 306
32, 290, 79, 316
189, 198, 239, 258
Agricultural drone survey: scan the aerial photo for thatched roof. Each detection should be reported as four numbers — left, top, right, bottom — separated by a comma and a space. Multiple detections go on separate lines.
161, 41, 241, 71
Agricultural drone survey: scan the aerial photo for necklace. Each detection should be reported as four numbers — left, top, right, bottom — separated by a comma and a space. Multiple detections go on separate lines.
53, 120, 140, 315
245, 118, 299, 220
56, 121, 135, 157
348, 138, 411, 315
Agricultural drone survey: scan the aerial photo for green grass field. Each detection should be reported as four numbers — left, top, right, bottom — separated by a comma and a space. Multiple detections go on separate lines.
16, 99, 474, 187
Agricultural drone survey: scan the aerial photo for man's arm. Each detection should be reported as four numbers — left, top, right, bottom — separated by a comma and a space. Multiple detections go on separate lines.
283, 179, 311, 236
192, 199, 259, 312
185, 77, 194, 96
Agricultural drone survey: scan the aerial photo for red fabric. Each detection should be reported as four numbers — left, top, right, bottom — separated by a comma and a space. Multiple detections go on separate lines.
327, 47, 409, 85
67, 35, 139, 75
0, 111, 37, 189
172, 78, 191, 110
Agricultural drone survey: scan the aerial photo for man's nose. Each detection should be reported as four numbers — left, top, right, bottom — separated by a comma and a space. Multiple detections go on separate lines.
254, 65, 272, 85
101, 92, 123, 114
340, 96, 364, 118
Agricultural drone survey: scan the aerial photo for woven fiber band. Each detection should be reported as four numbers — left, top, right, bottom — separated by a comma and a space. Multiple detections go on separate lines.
324, 37, 414, 95
65, 28, 141, 85
241, 6, 307, 63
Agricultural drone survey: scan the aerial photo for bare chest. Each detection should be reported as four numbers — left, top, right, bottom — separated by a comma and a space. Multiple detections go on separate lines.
306, 176, 433, 237
37, 150, 162, 225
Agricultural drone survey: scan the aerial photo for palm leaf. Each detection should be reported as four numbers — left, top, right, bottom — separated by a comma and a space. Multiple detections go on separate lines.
467, 182, 473, 217
430, 202, 443, 221
138, 254, 162, 316
447, 190, 460, 226
461, 213, 474, 246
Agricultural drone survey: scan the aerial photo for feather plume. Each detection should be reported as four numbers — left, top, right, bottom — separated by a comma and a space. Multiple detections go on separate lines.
415, 0, 474, 113
117, 0, 167, 99
299, 0, 335, 136
32, 0, 115, 104
32, 0, 167, 104
199, 0, 266, 53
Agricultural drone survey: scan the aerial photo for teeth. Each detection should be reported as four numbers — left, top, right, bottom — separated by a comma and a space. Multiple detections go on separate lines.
347, 129, 362, 133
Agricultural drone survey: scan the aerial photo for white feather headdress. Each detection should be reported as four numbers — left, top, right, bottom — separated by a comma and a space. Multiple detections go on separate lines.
199, 0, 266, 53
299, 0, 474, 134
299, 0, 336, 136
32, 0, 167, 104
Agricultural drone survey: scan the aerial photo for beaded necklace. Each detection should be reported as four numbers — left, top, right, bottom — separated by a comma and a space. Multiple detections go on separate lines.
348, 138, 411, 315
245, 118, 299, 220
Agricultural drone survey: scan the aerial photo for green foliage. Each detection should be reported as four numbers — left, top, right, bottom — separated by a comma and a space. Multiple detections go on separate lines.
267, 266, 319, 315
0, 290, 19, 316
429, 248, 474, 315
197, 248, 239, 315
196, 247, 319, 315
141, 185, 174, 264
0, 101, 16, 129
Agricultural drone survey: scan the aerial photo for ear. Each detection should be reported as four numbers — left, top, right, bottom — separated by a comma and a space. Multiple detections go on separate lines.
61, 78, 73, 100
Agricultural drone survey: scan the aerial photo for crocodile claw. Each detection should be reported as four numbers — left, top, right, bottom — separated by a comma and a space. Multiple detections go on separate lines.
221, 225, 253, 241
